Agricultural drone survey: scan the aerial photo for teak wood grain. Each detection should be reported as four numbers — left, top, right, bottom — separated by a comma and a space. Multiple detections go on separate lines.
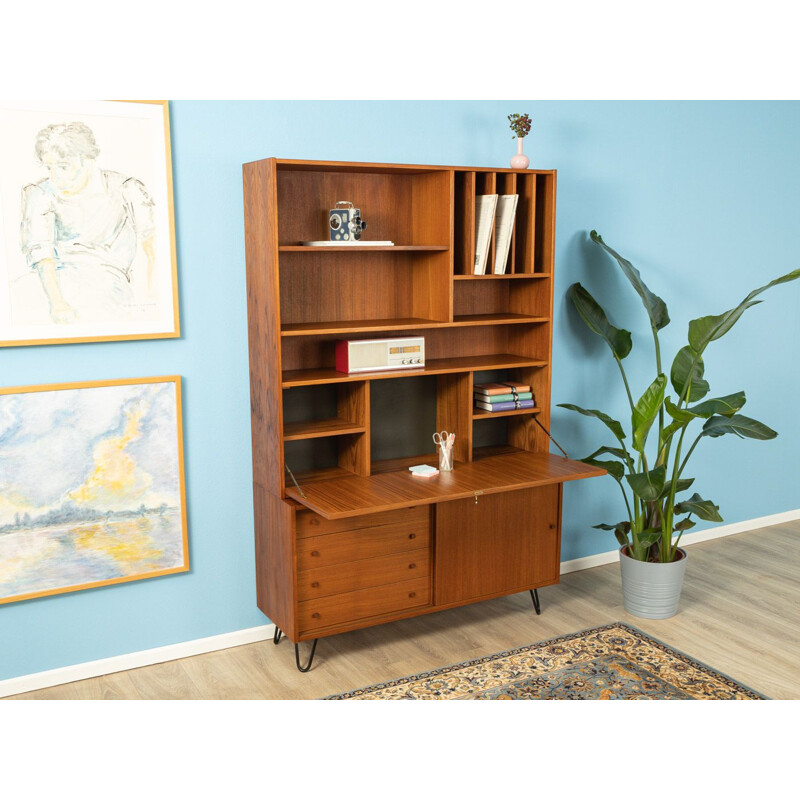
297, 548, 430, 600
286, 452, 605, 519
435, 485, 561, 605
296, 519, 431, 569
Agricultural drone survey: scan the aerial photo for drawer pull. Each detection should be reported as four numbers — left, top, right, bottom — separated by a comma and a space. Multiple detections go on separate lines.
408, 533, 416, 540
408, 563, 416, 569
311, 582, 320, 588
312, 612, 321, 619
408, 592, 416, 598
311, 550, 320, 557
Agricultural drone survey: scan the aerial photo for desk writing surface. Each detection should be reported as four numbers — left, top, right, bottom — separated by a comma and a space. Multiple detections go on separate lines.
285, 452, 606, 519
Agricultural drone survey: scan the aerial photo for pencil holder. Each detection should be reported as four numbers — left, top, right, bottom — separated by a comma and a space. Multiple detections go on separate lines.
439, 446, 453, 471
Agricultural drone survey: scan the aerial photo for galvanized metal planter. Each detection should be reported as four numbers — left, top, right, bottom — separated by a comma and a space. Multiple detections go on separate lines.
619, 546, 688, 619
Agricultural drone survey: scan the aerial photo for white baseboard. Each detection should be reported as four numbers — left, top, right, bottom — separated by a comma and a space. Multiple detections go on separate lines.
559, 508, 800, 575
3, 508, 798, 699
0, 624, 278, 699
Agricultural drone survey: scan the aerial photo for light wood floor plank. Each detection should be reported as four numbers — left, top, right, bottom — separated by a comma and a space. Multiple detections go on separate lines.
7, 522, 800, 700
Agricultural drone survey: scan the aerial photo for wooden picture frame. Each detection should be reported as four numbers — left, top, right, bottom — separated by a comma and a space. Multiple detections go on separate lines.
0, 101, 180, 346
0, 376, 189, 604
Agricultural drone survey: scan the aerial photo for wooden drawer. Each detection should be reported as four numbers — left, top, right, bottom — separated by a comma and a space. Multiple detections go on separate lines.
296, 505, 429, 538
297, 519, 430, 570
298, 577, 431, 634
298, 548, 430, 600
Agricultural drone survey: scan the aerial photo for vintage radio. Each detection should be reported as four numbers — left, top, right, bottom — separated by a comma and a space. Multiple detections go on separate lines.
335, 336, 425, 374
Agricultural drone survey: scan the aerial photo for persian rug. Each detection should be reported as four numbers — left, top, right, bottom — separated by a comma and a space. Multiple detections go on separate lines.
324, 622, 765, 700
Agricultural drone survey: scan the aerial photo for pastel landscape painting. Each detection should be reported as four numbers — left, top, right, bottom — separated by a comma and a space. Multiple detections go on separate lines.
0, 377, 188, 604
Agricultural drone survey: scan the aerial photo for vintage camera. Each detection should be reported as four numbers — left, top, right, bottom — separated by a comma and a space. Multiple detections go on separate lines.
329, 201, 367, 242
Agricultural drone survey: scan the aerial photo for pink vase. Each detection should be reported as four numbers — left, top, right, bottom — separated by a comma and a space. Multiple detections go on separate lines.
510, 137, 530, 169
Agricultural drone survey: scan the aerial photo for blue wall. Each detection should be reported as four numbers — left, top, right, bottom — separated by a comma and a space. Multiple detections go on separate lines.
2, 101, 799, 682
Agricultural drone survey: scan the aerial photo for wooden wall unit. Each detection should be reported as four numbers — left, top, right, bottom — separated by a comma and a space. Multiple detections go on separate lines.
244, 158, 604, 667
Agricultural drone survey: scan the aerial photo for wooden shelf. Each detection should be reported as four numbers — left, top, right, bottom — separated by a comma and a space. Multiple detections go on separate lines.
453, 273, 551, 280
279, 245, 449, 252
286, 451, 606, 519
281, 317, 441, 336
282, 314, 548, 336
283, 418, 366, 441
451, 314, 548, 327
282, 355, 548, 387
472, 406, 542, 420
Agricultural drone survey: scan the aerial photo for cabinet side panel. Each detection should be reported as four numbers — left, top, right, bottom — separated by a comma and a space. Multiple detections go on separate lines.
253, 484, 298, 639
244, 159, 284, 495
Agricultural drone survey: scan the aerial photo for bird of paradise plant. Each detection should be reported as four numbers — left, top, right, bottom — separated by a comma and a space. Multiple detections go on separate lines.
559, 231, 800, 563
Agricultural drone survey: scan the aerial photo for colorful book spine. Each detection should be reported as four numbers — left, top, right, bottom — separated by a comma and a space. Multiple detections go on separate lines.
475, 399, 535, 412
473, 382, 532, 396
473, 391, 533, 403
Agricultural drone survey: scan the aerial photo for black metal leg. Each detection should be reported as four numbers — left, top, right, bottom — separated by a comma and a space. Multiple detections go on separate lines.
530, 589, 541, 615
273, 626, 283, 645
295, 639, 319, 673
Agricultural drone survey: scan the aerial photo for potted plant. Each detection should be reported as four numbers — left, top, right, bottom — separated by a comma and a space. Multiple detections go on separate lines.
559, 231, 800, 618
507, 113, 532, 169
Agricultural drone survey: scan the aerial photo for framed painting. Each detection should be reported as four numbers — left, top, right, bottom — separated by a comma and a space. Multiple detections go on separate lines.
0, 376, 189, 604
0, 101, 180, 346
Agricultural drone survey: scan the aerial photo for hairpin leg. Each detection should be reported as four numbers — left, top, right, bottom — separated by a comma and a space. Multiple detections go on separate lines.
273, 626, 283, 645
295, 639, 319, 673
530, 589, 541, 615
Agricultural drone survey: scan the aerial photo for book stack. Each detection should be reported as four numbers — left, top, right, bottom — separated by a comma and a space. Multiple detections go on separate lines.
474, 382, 535, 413
473, 194, 519, 275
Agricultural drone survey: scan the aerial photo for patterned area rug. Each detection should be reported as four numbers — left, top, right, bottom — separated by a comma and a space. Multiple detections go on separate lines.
324, 622, 765, 700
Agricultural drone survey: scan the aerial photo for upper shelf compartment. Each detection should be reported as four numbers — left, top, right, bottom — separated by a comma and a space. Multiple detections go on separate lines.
454, 170, 555, 277
275, 163, 452, 248
279, 245, 449, 253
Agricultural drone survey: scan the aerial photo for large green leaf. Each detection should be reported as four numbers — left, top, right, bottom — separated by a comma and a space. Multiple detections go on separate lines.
590, 231, 670, 331
665, 396, 695, 424
581, 457, 625, 481
567, 283, 632, 360
633, 528, 663, 548
557, 404, 627, 442
674, 493, 723, 522
658, 477, 695, 499
687, 391, 746, 419
593, 520, 632, 547
670, 345, 710, 402
688, 268, 800, 352
586, 445, 630, 462
632, 374, 667, 452
625, 465, 667, 501
701, 414, 778, 440
688, 302, 761, 353
674, 517, 697, 532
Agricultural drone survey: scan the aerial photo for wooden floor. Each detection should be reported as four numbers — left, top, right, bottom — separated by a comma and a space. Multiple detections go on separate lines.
8, 521, 800, 700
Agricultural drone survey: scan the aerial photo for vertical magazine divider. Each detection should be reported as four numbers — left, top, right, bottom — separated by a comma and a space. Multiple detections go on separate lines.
475, 172, 497, 272
455, 171, 475, 275
515, 173, 537, 273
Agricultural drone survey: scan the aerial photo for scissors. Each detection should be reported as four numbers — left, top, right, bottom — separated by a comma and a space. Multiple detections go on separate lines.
433, 431, 450, 448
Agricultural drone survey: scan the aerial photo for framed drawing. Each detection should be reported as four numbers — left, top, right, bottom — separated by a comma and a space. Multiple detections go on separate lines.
0, 101, 180, 346
0, 376, 189, 604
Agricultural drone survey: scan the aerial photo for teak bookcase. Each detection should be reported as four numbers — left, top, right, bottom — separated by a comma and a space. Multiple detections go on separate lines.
243, 158, 604, 671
